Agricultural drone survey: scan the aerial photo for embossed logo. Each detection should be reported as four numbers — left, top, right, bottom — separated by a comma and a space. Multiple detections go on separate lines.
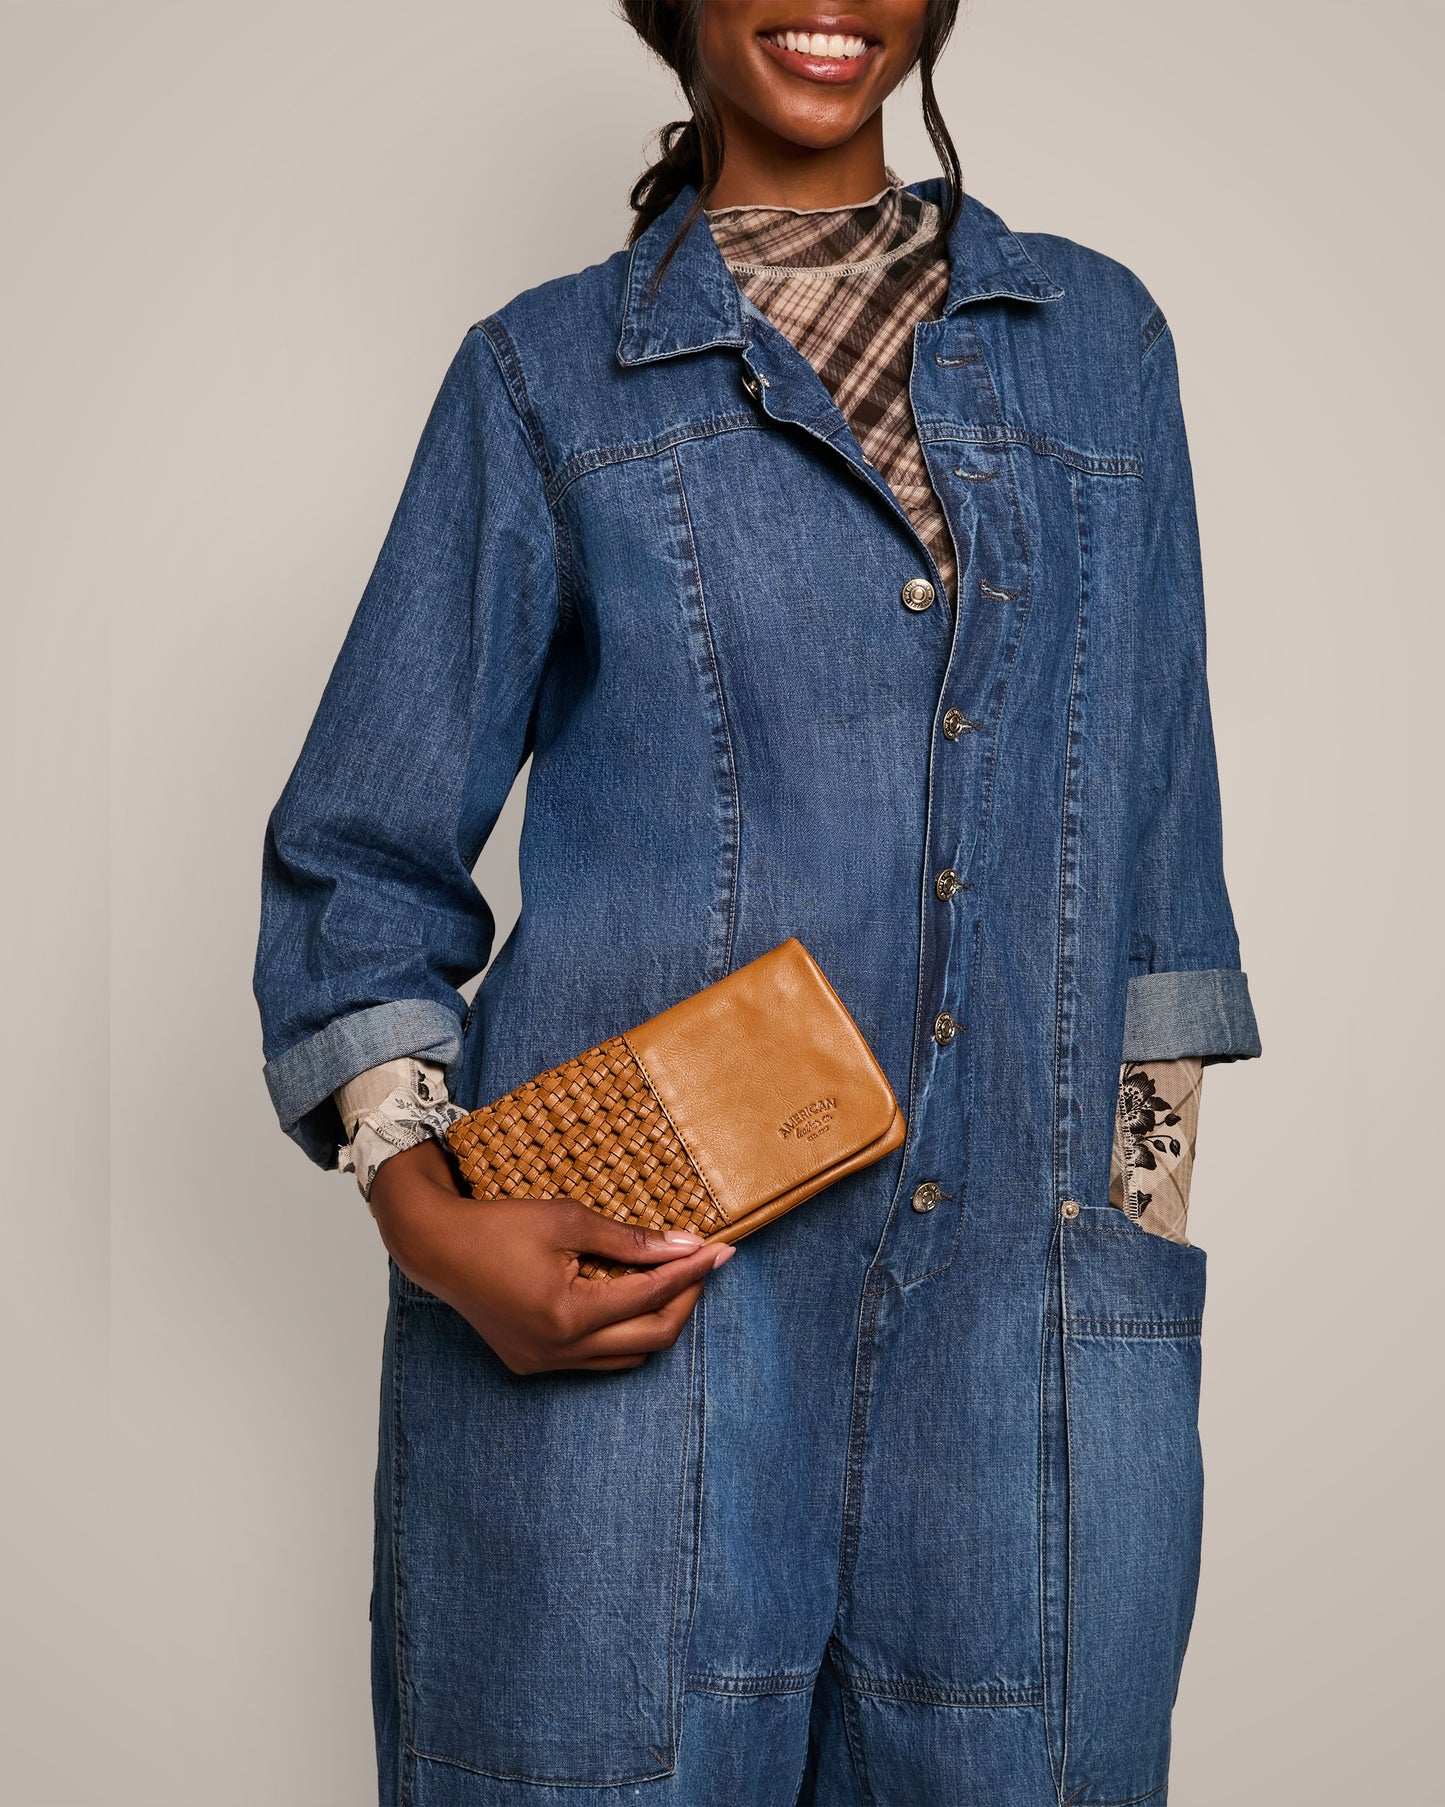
778, 1096, 837, 1143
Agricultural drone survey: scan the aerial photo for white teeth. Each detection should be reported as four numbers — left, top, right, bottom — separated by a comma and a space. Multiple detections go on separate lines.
768, 29, 870, 60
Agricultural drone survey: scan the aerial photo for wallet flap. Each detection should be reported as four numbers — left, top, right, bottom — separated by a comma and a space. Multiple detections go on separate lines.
624, 939, 901, 1226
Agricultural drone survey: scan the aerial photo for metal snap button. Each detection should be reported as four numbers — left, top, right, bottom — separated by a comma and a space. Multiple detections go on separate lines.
941, 707, 979, 740
911, 1181, 944, 1213
933, 1011, 958, 1046
900, 577, 936, 612
1060, 1198, 1081, 1220
935, 867, 965, 901
742, 371, 761, 400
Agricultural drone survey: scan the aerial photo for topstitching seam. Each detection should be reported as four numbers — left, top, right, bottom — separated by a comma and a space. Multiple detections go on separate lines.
670, 444, 741, 976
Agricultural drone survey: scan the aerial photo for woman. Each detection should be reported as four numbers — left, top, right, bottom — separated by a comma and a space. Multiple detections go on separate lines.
254, 4, 1260, 1801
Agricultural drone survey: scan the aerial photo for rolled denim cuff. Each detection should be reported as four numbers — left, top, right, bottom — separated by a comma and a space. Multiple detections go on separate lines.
263, 998, 465, 1168
1122, 969, 1261, 1063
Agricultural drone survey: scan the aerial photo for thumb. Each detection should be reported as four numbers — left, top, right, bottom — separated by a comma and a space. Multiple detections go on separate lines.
550, 1199, 713, 1265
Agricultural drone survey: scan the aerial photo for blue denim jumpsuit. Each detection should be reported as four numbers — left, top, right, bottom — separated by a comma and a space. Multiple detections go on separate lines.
254, 178, 1261, 1806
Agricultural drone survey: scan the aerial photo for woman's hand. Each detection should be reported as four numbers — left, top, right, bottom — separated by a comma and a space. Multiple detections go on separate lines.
368, 1139, 733, 1374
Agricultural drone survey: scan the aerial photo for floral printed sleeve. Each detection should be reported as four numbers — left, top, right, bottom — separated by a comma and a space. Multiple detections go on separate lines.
1109, 1058, 1203, 1245
333, 1058, 466, 1202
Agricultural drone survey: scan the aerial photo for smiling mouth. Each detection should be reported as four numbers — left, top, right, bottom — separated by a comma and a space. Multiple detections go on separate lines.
761, 28, 874, 60
757, 24, 881, 82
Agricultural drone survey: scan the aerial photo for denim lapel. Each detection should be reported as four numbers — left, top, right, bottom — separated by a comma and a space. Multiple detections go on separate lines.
614, 179, 1064, 370
615, 186, 749, 367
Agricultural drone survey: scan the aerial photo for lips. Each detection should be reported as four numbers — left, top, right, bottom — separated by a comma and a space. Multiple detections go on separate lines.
757, 16, 882, 84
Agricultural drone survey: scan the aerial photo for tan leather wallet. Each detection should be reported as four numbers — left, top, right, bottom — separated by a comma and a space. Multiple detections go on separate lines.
445, 937, 905, 1277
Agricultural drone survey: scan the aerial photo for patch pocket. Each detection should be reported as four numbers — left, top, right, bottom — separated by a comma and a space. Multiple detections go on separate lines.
388, 1269, 702, 1786
1042, 1209, 1206, 1804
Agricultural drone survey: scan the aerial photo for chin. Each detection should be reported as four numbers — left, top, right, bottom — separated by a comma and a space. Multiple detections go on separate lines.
757, 93, 872, 148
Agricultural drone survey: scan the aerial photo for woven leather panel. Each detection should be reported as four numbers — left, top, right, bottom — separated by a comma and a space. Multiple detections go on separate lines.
445, 1035, 726, 1279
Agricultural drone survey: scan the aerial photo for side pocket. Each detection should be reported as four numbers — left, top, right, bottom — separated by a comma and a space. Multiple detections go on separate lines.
385, 1264, 703, 1786
1047, 1209, 1206, 1804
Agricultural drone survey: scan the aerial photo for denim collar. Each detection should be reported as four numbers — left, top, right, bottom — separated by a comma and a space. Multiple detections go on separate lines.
616, 176, 1064, 367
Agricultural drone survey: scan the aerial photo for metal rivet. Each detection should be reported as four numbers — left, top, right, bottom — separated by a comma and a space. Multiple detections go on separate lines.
1060, 1198, 1081, 1220
933, 1011, 958, 1047
941, 708, 979, 740
900, 577, 936, 612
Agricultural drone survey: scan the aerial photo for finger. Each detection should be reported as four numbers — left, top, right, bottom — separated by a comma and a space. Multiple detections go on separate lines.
565, 1284, 706, 1360
566, 1243, 733, 1335
552, 1201, 712, 1266
502, 1351, 647, 1374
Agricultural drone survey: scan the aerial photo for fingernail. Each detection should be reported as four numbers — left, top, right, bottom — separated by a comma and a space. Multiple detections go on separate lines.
711, 1244, 736, 1265
663, 1230, 704, 1246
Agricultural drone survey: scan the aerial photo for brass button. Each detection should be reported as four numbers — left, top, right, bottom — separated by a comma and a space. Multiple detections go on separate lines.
742, 371, 761, 399
941, 707, 978, 739
935, 867, 965, 900
900, 577, 936, 612
933, 1011, 958, 1046
1060, 1198, 1081, 1220
911, 1181, 944, 1213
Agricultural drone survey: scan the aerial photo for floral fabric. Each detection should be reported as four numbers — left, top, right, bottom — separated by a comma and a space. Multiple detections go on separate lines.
1109, 1057, 1204, 1244
335, 1057, 465, 1202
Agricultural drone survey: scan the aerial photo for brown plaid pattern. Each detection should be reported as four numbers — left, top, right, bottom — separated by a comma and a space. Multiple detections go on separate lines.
705, 177, 957, 602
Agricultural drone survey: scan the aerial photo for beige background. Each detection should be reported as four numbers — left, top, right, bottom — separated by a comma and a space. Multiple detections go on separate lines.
3, 1, 1439, 1801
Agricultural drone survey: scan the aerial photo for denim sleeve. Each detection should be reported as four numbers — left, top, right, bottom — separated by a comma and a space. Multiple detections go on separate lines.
1122, 311, 1261, 1066
253, 323, 561, 1165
